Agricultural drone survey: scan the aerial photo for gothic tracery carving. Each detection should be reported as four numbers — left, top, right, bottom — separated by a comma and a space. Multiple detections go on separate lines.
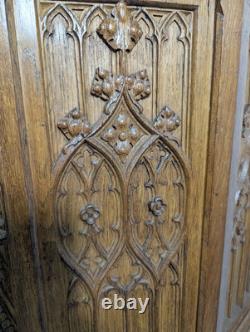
53, 1, 188, 330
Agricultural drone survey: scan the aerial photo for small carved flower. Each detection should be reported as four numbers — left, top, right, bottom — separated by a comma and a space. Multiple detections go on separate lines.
80, 204, 100, 226
57, 107, 91, 139
154, 106, 181, 134
102, 113, 141, 157
148, 197, 166, 216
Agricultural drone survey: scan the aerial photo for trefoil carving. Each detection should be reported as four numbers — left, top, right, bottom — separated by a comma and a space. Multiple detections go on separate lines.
154, 106, 181, 135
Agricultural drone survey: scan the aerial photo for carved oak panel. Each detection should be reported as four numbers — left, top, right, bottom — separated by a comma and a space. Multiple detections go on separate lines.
48, 2, 190, 331
18, 0, 225, 329
40, 2, 193, 161
225, 106, 250, 322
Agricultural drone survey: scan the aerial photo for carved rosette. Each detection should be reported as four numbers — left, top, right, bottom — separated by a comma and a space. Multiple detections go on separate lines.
102, 113, 142, 160
57, 108, 92, 153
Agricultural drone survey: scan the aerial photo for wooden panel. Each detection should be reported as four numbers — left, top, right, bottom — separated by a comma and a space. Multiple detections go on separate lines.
0, 0, 43, 330
223, 49, 250, 332
215, 1, 250, 331
128, 8, 193, 153
2, 0, 219, 331
40, 3, 193, 162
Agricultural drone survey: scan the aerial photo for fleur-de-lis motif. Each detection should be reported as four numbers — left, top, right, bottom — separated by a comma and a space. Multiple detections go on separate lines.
97, 0, 143, 52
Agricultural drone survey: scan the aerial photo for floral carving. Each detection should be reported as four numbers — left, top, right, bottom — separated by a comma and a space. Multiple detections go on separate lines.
57, 108, 91, 139
97, 0, 143, 52
102, 113, 142, 159
91, 67, 125, 114
91, 68, 151, 113
126, 69, 151, 101
148, 196, 166, 217
154, 106, 181, 134
80, 204, 101, 233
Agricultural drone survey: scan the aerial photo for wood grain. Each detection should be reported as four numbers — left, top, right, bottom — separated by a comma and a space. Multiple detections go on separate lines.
1, 0, 248, 331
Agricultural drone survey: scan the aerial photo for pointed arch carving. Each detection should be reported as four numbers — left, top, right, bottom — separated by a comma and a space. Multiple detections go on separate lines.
158, 11, 192, 152
49, 2, 192, 331
42, 4, 83, 160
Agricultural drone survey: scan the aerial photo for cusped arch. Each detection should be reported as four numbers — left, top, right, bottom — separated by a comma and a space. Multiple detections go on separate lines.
127, 136, 187, 280
134, 8, 157, 39
42, 4, 80, 37
161, 11, 191, 43
81, 5, 107, 37
54, 140, 125, 290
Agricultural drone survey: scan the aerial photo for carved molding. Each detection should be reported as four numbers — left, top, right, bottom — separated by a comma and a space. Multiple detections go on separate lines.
242, 104, 250, 140
231, 105, 250, 251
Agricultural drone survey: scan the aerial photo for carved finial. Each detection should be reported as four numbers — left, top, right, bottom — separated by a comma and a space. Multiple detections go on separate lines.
153, 106, 181, 135
97, 0, 143, 52
57, 108, 91, 139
